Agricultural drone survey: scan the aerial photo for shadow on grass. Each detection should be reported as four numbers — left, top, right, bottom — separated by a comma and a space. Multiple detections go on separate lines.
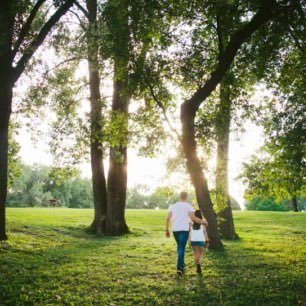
0, 226, 140, 305
1, 223, 305, 306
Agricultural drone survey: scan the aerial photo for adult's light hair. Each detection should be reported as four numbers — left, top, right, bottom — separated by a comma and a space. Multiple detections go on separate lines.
180, 191, 188, 200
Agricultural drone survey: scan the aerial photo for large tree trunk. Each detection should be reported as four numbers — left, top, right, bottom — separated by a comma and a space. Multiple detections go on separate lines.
215, 77, 238, 239
89, 107, 107, 235
105, 78, 129, 235
104, 0, 129, 235
0, 0, 14, 241
181, 107, 223, 249
291, 196, 298, 212
214, 8, 239, 240
0, 84, 12, 241
86, 0, 108, 235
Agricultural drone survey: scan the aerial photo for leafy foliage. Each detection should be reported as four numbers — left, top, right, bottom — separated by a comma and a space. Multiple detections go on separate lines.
245, 197, 305, 211
239, 40, 305, 206
126, 184, 180, 209
7, 163, 93, 208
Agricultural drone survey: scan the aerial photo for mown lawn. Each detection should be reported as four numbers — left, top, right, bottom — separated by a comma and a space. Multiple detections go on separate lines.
0, 209, 305, 306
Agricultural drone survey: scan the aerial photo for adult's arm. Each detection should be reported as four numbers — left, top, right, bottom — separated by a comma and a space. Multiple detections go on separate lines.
165, 211, 172, 237
189, 212, 208, 226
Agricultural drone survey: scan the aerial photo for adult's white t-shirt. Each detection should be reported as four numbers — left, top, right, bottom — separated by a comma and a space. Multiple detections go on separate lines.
169, 202, 194, 231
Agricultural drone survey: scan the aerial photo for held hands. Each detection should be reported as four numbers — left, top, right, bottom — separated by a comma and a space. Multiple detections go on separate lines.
165, 230, 170, 238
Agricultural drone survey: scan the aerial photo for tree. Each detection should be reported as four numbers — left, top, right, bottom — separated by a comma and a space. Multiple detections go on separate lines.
103, 0, 174, 234
83, 0, 108, 235
239, 21, 305, 212
136, 0, 291, 248
7, 163, 52, 207
65, 177, 93, 208
260, 50, 305, 212
7, 162, 94, 208
214, 3, 240, 240
179, 0, 280, 248
102, 0, 130, 234
126, 184, 149, 209
239, 144, 305, 212
245, 197, 295, 211
0, 0, 75, 240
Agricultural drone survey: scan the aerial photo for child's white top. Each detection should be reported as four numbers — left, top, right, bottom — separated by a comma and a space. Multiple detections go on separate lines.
169, 202, 194, 231
190, 224, 205, 242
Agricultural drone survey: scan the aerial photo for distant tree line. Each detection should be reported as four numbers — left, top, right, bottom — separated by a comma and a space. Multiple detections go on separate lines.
7, 163, 93, 208
245, 197, 305, 212
126, 185, 241, 210
7, 164, 244, 210
10, 161, 305, 211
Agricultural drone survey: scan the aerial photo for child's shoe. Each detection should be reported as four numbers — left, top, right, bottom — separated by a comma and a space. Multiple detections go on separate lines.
196, 263, 202, 274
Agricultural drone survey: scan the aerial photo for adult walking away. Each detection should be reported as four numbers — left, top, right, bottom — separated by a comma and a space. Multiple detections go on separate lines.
165, 191, 208, 275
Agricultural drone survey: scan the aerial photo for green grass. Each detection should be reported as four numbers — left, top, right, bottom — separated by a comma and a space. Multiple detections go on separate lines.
1, 209, 305, 306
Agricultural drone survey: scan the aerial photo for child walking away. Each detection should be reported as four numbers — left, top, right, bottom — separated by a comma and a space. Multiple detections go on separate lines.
189, 209, 209, 274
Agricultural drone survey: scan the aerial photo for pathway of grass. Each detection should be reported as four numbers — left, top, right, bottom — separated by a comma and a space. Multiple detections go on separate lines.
0, 209, 305, 305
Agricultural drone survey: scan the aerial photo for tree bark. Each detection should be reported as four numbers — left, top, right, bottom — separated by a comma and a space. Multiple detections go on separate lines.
89, 72, 108, 234
105, 78, 129, 235
291, 196, 298, 212
86, 0, 108, 234
0, 0, 14, 240
104, 0, 130, 235
0, 84, 12, 241
215, 80, 238, 239
215, 12, 238, 240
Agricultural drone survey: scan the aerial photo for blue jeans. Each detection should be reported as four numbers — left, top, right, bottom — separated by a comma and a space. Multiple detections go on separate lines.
173, 231, 189, 269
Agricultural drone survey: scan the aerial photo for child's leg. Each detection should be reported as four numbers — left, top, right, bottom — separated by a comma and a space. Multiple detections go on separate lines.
193, 247, 200, 265
194, 246, 203, 274
198, 247, 204, 264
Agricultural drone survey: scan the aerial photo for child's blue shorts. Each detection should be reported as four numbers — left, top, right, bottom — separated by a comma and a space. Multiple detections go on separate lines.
191, 241, 205, 247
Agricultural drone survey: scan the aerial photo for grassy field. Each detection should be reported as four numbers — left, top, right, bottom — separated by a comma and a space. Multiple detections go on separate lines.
0, 209, 305, 306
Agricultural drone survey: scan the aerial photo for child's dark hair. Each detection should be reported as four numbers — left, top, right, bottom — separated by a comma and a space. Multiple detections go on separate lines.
193, 209, 203, 230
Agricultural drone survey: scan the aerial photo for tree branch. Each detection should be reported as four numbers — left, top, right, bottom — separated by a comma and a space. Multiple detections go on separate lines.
43, 56, 82, 76
12, 0, 46, 60
74, 0, 89, 19
181, 0, 278, 118
144, 70, 182, 142
12, 0, 75, 83
69, 9, 87, 31
288, 26, 305, 53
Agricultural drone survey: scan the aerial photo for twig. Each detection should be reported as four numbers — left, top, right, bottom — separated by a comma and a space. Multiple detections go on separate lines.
69, 9, 87, 31
144, 69, 182, 143
74, 1, 89, 19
